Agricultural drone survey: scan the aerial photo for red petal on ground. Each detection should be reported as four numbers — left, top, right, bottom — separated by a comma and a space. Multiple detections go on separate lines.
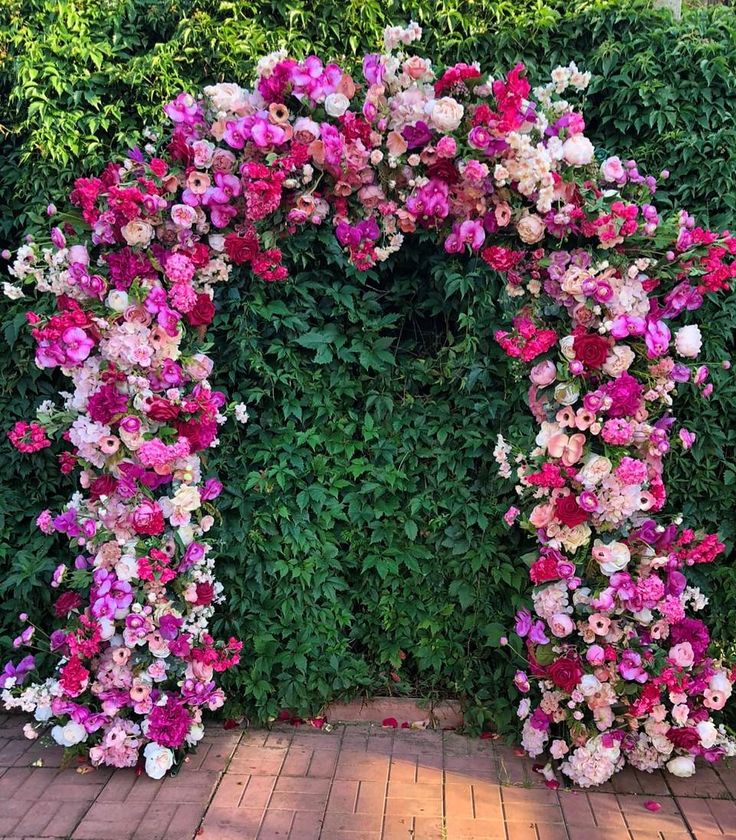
382, 717, 398, 728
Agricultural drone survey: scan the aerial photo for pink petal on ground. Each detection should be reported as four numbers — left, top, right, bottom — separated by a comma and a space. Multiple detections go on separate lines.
644, 801, 662, 812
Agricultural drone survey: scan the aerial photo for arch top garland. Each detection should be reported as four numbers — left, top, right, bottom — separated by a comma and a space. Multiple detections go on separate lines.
2, 21, 736, 785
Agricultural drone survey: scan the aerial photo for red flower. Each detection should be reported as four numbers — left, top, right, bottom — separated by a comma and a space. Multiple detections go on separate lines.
89, 474, 117, 500
572, 332, 610, 369
194, 582, 215, 606
54, 591, 83, 617
548, 657, 583, 693
185, 294, 215, 327
59, 656, 89, 697
666, 726, 700, 751
224, 230, 259, 265
146, 396, 181, 422
554, 493, 588, 528
130, 499, 165, 536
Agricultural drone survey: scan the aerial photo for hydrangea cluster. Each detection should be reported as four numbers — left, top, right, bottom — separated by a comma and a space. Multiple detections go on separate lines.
3, 22, 735, 784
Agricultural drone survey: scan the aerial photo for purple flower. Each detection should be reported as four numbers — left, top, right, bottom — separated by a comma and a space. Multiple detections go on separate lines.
0, 655, 35, 688
514, 609, 533, 638
402, 121, 432, 150
619, 650, 648, 683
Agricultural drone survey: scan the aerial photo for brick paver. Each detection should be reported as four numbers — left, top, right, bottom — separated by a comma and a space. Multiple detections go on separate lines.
1, 712, 735, 839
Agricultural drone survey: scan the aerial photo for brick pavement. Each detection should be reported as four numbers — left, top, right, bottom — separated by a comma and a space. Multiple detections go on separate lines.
1, 713, 734, 839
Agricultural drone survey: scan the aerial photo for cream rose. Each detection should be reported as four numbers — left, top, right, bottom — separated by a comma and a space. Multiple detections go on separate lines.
516, 213, 546, 244
602, 345, 635, 377
203, 83, 249, 114
428, 97, 464, 132
560, 523, 592, 553
563, 134, 595, 166
577, 455, 613, 488
554, 381, 580, 406
666, 755, 696, 778
121, 219, 154, 247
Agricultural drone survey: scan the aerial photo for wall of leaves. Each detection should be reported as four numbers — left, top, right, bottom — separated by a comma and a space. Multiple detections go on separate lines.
1, 0, 735, 729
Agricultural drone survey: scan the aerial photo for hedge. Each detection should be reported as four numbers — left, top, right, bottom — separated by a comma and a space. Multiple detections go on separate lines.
0, 0, 734, 730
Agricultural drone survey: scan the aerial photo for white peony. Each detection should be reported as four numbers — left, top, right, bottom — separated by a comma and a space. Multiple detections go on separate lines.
666, 755, 696, 778
674, 324, 703, 358
696, 720, 719, 749
563, 134, 595, 166
324, 93, 350, 117
144, 742, 175, 779
427, 97, 464, 132
51, 721, 87, 747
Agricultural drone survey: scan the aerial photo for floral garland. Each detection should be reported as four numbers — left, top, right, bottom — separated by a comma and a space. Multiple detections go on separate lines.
2, 22, 735, 785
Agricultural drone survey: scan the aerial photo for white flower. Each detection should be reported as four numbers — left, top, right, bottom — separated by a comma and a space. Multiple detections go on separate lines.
106, 290, 129, 312
51, 721, 87, 747
594, 539, 630, 575
563, 134, 595, 166
697, 720, 719, 749
121, 219, 153, 247
324, 93, 350, 118
234, 403, 250, 424
143, 742, 175, 779
23, 723, 39, 740
3, 282, 24, 299
427, 97, 464, 132
666, 755, 696, 778
675, 325, 703, 358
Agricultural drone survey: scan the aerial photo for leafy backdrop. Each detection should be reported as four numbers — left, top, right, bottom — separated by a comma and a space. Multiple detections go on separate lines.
1, 0, 735, 730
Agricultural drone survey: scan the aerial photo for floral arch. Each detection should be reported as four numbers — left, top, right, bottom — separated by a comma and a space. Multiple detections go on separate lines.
2, 22, 735, 787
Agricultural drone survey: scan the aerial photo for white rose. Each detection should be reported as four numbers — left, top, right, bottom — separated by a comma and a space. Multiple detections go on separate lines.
209, 234, 226, 252
106, 290, 129, 312
666, 755, 696, 778
186, 723, 206, 746
324, 93, 350, 118
674, 325, 703, 358
115, 554, 139, 582
563, 134, 595, 166
697, 720, 718, 749
203, 82, 248, 114
602, 345, 635, 377
51, 721, 87, 747
428, 97, 464, 132
121, 219, 154, 247
580, 674, 602, 696
554, 381, 579, 406
144, 742, 175, 779
559, 335, 576, 360
172, 485, 201, 513
577, 455, 613, 488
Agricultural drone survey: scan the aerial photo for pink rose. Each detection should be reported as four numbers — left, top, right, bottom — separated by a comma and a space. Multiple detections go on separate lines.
668, 642, 695, 669
530, 360, 557, 386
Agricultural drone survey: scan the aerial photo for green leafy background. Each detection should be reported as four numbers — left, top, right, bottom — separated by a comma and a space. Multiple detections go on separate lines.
0, 0, 734, 730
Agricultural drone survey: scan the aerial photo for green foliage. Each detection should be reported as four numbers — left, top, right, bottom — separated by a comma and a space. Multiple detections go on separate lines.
0, 0, 735, 726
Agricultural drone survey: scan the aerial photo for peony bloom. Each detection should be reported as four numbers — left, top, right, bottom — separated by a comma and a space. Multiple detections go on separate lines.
666, 756, 696, 778
674, 324, 703, 358
562, 135, 594, 166
427, 96, 464, 132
